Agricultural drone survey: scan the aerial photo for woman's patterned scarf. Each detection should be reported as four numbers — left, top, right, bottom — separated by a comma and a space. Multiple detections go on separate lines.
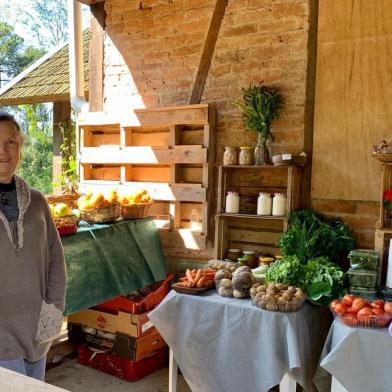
0, 175, 31, 251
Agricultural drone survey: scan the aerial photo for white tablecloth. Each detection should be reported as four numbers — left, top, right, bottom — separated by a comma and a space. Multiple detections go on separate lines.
149, 290, 331, 392
314, 318, 392, 392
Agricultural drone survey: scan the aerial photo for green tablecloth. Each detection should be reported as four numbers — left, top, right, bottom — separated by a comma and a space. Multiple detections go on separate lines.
61, 218, 166, 315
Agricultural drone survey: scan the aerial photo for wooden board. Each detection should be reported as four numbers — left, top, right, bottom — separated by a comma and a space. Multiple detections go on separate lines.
78, 182, 207, 202
374, 228, 392, 285
80, 146, 207, 164
312, 0, 392, 201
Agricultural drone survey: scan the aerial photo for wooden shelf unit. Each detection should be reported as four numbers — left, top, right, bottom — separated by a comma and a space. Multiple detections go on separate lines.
215, 165, 301, 259
374, 163, 392, 285
77, 104, 216, 247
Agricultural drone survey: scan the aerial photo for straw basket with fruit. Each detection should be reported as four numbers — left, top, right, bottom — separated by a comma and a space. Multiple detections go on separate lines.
77, 191, 120, 224
120, 190, 153, 219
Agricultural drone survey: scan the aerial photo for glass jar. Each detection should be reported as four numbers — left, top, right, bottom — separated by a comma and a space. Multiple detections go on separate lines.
257, 193, 272, 215
272, 193, 287, 216
239, 147, 254, 166
225, 192, 240, 213
226, 248, 242, 262
223, 147, 238, 166
242, 250, 256, 268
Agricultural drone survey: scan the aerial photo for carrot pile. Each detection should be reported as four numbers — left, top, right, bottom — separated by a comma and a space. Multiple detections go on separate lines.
176, 268, 216, 288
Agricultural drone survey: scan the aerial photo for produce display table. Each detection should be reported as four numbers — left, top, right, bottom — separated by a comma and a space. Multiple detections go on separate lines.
0, 367, 68, 391
149, 290, 331, 392
61, 218, 166, 315
314, 318, 392, 392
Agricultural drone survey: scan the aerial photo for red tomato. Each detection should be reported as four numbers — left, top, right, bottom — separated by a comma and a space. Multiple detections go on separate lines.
384, 302, 392, 314
342, 294, 355, 306
346, 306, 357, 315
330, 299, 341, 309
371, 300, 384, 310
357, 307, 373, 319
334, 303, 347, 315
351, 299, 368, 313
371, 308, 384, 316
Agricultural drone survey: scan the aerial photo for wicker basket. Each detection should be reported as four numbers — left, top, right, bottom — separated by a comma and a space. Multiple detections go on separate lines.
53, 214, 80, 228
46, 193, 80, 209
81, 203, 121, 224
372, 152, 392, 163
121, 203, 152, 219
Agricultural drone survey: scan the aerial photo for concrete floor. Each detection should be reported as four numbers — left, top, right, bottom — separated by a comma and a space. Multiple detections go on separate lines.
45, 359, 191, 392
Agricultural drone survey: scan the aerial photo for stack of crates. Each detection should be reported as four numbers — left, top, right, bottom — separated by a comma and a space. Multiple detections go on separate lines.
347, 250, 380, 300
68, 275, 172, 381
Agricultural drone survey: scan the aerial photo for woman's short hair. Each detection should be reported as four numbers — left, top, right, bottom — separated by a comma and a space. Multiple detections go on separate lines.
0, 110, 22, 138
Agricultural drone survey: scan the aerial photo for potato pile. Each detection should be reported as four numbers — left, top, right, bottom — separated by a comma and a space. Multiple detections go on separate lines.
215, 266, 255, 299
209, 260, 240, 273
251, 283, 306, 312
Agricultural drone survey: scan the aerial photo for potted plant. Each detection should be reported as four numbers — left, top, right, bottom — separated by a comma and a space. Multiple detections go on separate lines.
234, 83, 283, 165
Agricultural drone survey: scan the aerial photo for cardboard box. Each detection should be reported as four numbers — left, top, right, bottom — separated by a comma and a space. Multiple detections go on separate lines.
68, 308, 154, 337
115, 330, 166, 361
68, 323, 166, 361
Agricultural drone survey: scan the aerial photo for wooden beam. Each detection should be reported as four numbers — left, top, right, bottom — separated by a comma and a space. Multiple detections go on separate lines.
89, 2, 105, 111
189, 0, 228, 104
53, 101, 71, 194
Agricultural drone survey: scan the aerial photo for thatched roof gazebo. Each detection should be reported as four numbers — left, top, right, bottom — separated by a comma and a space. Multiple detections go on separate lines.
0, 30, 90, 187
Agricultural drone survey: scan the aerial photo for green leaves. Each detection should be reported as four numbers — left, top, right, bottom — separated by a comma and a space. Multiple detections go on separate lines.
279, 210, 355, 264
233, 83, 283, 141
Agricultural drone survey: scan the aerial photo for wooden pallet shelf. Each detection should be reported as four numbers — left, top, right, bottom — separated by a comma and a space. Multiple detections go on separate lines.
77, 104, 215, 247
215, 165, 301, 259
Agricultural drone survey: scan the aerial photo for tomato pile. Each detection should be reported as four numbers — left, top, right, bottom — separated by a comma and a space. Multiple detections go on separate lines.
330, 294, 392, 328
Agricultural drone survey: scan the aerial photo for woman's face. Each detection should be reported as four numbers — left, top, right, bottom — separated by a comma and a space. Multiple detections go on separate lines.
0, 121, 22, 183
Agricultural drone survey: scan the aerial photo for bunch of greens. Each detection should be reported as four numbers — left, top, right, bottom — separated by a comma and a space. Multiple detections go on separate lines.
300, 257, 344, 304
265, 256, 303, 286
279, 210, 355, 264
233, 83, 283, 142
265, 255, 345, 305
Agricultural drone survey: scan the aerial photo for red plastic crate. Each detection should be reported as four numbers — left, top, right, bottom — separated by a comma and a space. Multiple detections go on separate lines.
78, 345, 167, 381
95, 274, 173, 314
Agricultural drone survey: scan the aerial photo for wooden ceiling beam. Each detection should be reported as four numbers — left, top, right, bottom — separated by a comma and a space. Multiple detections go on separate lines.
77, 0, 105, 5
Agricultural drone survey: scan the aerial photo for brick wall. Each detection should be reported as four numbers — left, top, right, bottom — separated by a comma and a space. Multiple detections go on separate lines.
102, 0, 313, 268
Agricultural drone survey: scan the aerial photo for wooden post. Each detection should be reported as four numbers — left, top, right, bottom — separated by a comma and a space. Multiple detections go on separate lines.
89, 2, 106, 111
53, 101, 71, 194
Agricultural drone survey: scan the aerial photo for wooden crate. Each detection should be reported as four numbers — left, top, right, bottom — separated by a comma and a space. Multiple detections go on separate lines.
379, 164, 392, 229
374, 228, 392, 285
77, 104, 215, 247
215, 165, 302, 259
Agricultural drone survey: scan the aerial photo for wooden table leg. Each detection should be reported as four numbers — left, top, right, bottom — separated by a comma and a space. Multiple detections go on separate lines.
280, 372, 296, 392
169, 348, 178, 392
331, 376, 349, 392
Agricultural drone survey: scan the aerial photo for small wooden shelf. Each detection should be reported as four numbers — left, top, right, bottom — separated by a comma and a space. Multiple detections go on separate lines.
216, 213, 287, 220
214, 164, 301, 259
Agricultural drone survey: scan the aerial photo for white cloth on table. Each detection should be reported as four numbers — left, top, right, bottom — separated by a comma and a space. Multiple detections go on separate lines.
314, 318, 392, 392
149, 290, 331, 392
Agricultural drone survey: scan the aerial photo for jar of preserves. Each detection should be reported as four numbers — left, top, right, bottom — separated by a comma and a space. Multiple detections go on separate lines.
239, 147, 254, 166
257, 193, 272, 215
272, 193, 287, 216
225, 192, 240, 213
223, 147, 238, 166
242, 250, 256, 268
226, 248, 242, 262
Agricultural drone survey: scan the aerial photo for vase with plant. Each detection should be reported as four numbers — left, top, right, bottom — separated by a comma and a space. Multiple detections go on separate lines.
383, 189, 392, 228
234, 83, 283, 165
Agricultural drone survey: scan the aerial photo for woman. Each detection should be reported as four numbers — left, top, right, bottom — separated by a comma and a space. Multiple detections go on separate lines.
0, 111, 67, 381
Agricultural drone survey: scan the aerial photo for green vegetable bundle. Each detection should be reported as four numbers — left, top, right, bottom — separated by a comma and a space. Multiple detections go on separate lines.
279, 210, 355, 264
266, 255, 344, 305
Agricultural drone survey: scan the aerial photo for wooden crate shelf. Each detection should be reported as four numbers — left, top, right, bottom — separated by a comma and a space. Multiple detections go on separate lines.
379, 164, 392, 229
77, 104, 215, 247
215, 165, 301, 259
374, 228, 392, 286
